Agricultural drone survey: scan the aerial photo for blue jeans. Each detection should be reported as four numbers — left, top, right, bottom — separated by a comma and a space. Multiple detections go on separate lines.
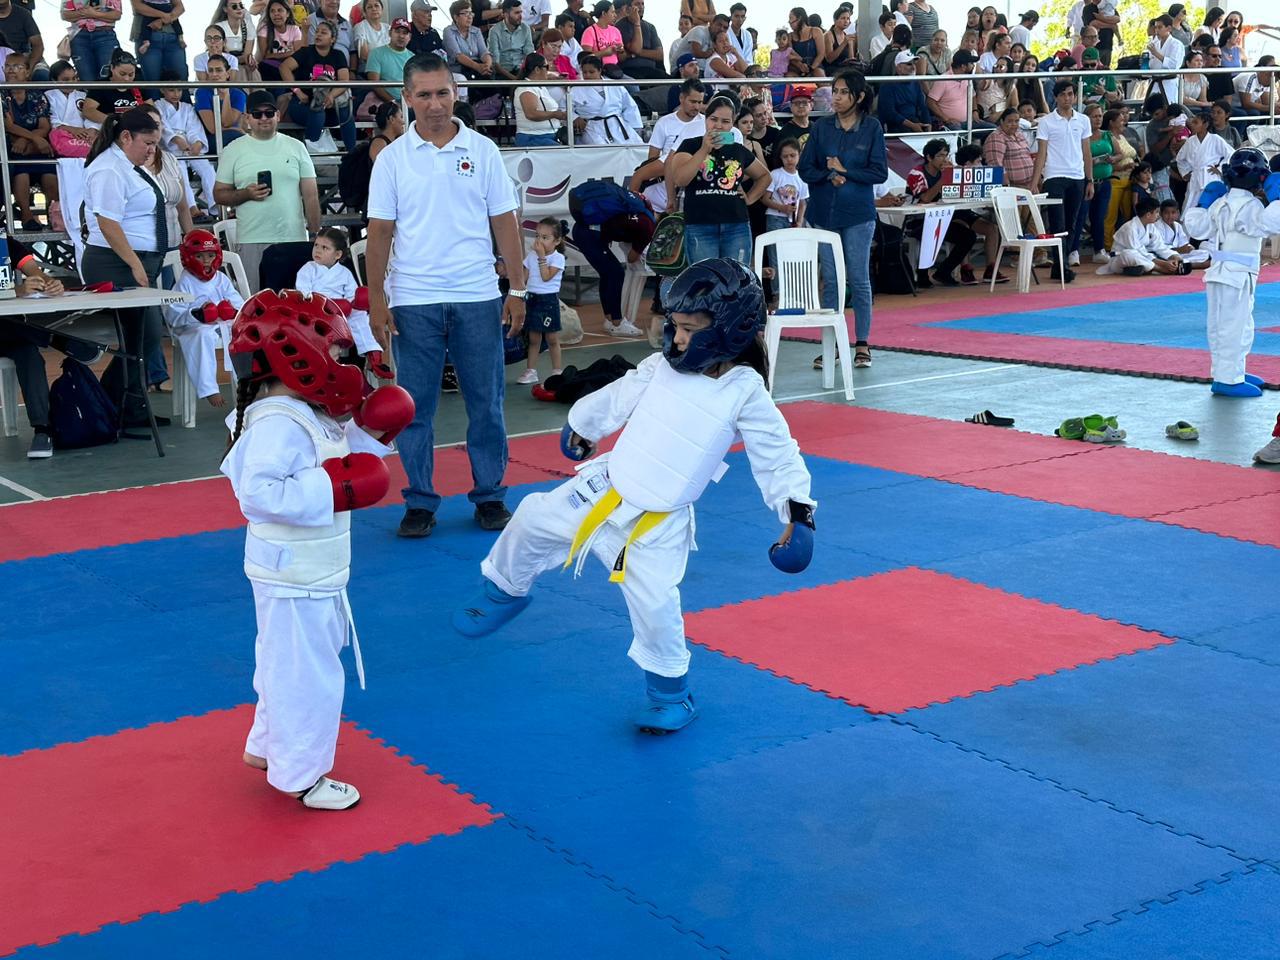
391, 298, 508, 511
683, 220, 753, 265
138, 31, 187, 92
287, 95, 357, 151
71, 29, 120, 83
817, 220, 875, 343
515, 132, 559, 146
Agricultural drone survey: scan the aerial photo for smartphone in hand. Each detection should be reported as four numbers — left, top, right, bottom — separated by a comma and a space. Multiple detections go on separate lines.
256, 170, 272, 193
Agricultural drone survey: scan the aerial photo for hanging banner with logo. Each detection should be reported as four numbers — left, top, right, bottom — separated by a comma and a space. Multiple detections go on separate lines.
918, 206, 955, 270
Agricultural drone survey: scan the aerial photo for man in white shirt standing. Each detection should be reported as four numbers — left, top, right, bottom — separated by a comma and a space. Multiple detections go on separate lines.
1031, 79, 1094, 282
1147, 14, 1184, 106
631, 77, 706, 212
1009, 9, 1037, 49
726, 2, 753, 63
366, 53, 526, 538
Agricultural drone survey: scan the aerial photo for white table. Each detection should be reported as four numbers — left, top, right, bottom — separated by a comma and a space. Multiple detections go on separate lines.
0, 288, 192, 457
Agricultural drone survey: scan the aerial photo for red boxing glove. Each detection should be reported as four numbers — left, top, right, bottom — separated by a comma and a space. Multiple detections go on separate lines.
193, 302, 220, 324
85, 281, 116, 293
332, 298, 353, 314
322, 452, 390, 512
353, 286, 370, 312
366, 350, 394, 381
217, 299, 238, 321
354, 384, 415, 445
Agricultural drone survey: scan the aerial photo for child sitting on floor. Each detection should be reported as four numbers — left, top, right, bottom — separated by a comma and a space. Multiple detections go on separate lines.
1098, 197, 1187, 276
1155, 199, 1211, 267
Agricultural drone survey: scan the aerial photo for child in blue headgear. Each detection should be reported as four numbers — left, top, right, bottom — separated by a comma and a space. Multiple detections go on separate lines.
454, 259, 815, 733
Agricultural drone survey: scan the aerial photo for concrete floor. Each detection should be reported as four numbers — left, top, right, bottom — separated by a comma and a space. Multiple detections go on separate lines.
3, 296, 1279, 506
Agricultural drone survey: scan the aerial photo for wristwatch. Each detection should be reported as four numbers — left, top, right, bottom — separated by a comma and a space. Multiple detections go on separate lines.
507, 288, 528, 299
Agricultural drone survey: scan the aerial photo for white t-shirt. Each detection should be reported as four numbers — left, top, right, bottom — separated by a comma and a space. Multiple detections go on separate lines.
767, 168, 809, 219
354, 19, 391, 62
523, 249, 565, 294
1009, 24, 1031, 48
216, 17, 256, 54
367, 119, 518, 305
523, 0, 551, 26
195, 51, 240, 74
1233, 72, 1265, 106
1036, 108, 1091, 180
649, 110, 704, 159
869, 33, 889, 57
685, 24, 711, 63
977, 51, 997, 72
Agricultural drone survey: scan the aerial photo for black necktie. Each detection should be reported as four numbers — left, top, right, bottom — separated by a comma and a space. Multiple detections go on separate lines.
134, 164, 169, 253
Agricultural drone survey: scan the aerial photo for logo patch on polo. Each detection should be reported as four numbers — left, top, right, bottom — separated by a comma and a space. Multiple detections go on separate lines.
456, 156, 475, 177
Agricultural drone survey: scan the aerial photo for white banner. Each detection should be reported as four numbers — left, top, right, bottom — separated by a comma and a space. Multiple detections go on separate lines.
917, 206, 955, 271
502, 145, 649, 269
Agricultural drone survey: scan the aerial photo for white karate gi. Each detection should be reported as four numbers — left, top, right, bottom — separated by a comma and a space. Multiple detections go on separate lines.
1175, 131, 1233, 217
1098, 215, 1175, 273
480, 353, 813, 678
571, 84, 644, 145
1185, 188, 1280, 384
157, 98, 217, 210
220, 396, 391, 793
295, 260, 378, 354
1154, 218, 1211, 264
162, 271, 244, 398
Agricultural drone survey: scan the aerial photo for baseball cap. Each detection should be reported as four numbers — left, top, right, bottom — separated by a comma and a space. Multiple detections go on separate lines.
391, 16, 411, 28
409, 0, 432, 10
246, 89, 278, 113
790, 84, 815, 99
677, 52, 696, 67
951, 50, 978, 66
894, 50, 916, 66
1020, 9, 1039, 19
1082, 46, 1100, 60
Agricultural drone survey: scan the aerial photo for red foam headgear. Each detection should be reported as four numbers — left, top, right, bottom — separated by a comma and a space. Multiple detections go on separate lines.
179, 229, 223, 282
229, 289, 367, 417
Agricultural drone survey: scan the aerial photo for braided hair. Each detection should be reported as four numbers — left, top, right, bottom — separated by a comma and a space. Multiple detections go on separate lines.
225, 373, 267, 455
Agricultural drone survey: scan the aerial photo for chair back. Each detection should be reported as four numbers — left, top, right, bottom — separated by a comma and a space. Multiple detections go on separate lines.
212, 218, 237, 251
990, 187, 1026, 243
350, 238, 367, 285
752, 227, 843, 314
160, 249, 250, 300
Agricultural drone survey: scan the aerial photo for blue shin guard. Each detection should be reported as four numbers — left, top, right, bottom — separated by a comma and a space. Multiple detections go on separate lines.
1245, 373, 1265, 387
452, 578, 532, 637
635, 671, 698, 734
1211, 380, 1263, 398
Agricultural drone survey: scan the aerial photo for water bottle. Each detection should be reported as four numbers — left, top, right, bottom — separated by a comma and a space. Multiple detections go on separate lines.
0, 236, 15, 300
1140, 51, 1150, 69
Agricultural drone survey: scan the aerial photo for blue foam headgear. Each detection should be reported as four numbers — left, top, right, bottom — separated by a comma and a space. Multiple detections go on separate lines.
662, 259, 765, 373
1224, 147, 1270, 191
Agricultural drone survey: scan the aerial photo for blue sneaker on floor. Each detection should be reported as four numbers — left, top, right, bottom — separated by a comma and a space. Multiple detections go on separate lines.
1244, 373, 1265, 387
635, 671, 698, 734
1211, 380, 1263, 398
452, 579, 532, 636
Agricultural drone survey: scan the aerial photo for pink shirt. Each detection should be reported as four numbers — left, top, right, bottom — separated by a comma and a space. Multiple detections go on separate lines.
258, 22, 303, 59
65, 0, 122, 35
928, 71, 970, 123
582, 23, 623, 64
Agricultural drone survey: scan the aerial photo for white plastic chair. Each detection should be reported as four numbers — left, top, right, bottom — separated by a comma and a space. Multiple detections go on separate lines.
617, 241, 653, 330
350, 238, 366, 284
752, 228, 854, 401
988, 187, 1067, 293
162, 250, 247, 427
0, 357, 18, 437
212, 218, 237, 252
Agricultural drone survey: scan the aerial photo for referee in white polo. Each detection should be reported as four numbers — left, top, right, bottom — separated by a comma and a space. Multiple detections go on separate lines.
366, 52, 526, 539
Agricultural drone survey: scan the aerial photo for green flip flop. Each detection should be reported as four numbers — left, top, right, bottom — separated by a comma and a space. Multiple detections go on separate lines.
1082, 414, 1126, 443
1055, 417, 1086, 440
1165, 420, 1199, 440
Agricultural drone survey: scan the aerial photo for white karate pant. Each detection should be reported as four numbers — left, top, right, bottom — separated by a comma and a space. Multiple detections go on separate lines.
1206, 280, 1255, 385
1098, 249, 1156, 274
182, 157, 218, 210
481, 466, 694, 678
246, 585, 348, 793
171, 322, 230, 398
347, 309, 379, 355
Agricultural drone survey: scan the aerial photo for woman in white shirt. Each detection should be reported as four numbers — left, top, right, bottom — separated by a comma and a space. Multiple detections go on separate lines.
196, 25, 241, 79
353, 0, 391, 73
514, 53, 566, 146
214, 0, 260, 79
703, 29, 746, 88
1180, 48, 1210, 110
81, 108, 171, 429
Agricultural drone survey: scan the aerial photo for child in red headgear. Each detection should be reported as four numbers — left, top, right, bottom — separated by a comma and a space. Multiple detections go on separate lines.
221, 289, 414, 810
163, 230, 245, 407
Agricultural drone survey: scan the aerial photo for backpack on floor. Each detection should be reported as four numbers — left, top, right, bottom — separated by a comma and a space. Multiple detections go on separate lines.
569, 179, 653, 227
538, 355, 636, 404
48, 357, 118, 449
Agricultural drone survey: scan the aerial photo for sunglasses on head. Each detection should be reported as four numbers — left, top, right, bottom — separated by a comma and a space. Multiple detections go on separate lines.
250, 108, 277, 118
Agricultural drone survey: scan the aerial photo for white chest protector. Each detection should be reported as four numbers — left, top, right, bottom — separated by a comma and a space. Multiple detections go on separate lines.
1204, 189, 1264, 287
607, 359, 757, 512
242, 398, 352, 592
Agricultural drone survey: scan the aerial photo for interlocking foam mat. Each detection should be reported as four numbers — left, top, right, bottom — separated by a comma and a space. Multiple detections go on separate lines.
3, 403, 1278, 959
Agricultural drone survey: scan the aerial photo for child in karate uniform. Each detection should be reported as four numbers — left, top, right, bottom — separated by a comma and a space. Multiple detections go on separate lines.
453, 260, 815, 733
221, 290, 414, 808
164, 230, 244, 407
1097, 198, 1186, 276
1184, 148, 1280, 398
1155, 199, 1211, 267
295, 227, 392, 379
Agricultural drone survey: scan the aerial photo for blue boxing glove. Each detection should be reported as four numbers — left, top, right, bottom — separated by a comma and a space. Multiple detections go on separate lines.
560, 423, 596, 461
1264, 173, 1280, 204
769, 500, 815, 574
1198, 180, 1228, 209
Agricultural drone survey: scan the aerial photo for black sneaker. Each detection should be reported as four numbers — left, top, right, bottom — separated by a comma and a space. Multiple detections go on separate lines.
441, 365, 459, 393
397, 508, 437, 538
932, 271, 960, 287
1049, 268, 1076, 284
49, 333, 104, 365
475, 500, 512, 530
27, 430, 53, 459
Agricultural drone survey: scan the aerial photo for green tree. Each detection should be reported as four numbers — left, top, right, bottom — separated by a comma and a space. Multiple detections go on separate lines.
1029, 0, 1205, 61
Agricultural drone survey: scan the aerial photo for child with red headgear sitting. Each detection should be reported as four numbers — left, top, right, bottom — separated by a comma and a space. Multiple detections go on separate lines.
163, 230, 246, 408
221, 290, 414, 810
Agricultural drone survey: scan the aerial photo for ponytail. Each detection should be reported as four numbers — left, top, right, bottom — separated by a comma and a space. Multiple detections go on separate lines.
85, 107, 160, 168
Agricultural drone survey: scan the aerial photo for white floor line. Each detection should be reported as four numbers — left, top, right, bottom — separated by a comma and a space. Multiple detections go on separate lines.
0, 473, 47, 501
775, 364, 1021, 402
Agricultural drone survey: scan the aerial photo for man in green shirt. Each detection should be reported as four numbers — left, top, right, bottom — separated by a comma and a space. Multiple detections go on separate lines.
213, 90, 321, 291
367, 17, 415, 101
487, 0, 534, 80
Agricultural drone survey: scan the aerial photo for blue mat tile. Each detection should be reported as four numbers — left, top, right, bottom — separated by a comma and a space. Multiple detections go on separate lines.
0, 552, 152, 635
935, 518, 1280, 638
517, 721, 1239, 960
1186, 614, 1280, 667
14, 821, 719, 960
1001, 865, 1280, 960
902, 642, 1280, 862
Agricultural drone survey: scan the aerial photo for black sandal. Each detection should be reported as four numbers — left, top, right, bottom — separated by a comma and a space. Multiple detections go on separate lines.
854, 346, 872, 368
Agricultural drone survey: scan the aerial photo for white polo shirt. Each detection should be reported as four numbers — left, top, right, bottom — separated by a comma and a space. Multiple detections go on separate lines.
367, 118, 518, 306
84, 144, 164, 252
1036, 108, 1091, 180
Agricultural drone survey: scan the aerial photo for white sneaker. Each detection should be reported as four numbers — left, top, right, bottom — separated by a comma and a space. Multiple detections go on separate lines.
300, 776, 360, 810
1092, 251, 1112, 264
604, 319, 644, 337
1068, 251, 1081, 267
516, 368, 539, 385
1253, 437, 1280, 464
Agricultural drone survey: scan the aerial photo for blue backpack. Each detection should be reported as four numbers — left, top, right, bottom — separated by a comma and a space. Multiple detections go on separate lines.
49, 357, 118, 449
568, 179, 653, 227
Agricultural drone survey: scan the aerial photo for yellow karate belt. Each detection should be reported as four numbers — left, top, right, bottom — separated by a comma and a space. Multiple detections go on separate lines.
563, 488, 669, 583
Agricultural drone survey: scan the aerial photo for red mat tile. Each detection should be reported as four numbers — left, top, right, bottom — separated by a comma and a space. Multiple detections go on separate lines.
504, 428, 617, 475
1156, 490, 1280, 548
780, 402, 935, 444
687, 568, 1171, 713
0, 706, 496, 955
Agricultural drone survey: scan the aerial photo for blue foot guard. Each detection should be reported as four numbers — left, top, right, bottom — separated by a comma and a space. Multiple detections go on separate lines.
452, 579, 532, 636
635, 671, 698, 734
